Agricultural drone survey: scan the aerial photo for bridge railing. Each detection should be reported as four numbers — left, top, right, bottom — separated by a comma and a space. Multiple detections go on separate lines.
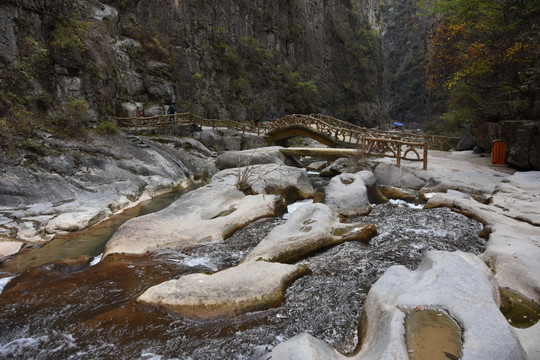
115, 113, 267, 135
268, 114, 458, 151
116, 112, 458, 151
115, 113, 191, 131
115, 112, 453, 168
266, 114, 428, 168
189, 115, 267, 135
361, 136, 428, 170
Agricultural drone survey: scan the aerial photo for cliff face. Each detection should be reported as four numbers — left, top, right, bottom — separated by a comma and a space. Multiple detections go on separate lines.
380, 0, 429, 127
0, 0, 385, 124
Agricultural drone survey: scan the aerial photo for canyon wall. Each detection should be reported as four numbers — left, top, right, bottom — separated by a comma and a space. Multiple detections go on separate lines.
0, 0, 386, 124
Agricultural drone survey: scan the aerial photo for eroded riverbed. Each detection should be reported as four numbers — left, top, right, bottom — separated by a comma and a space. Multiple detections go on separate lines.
0, 195, 485, 359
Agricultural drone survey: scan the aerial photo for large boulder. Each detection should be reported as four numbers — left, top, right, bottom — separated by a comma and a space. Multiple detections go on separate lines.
319, 157, 363, 177
215, 147, 287, 170
374, 163, 426, 190
260, 251, 528, 360
323, 172, 372, 216
103, 187, 284, 257
372, 151, 516, 202
257, 333, 344, 360
242, 133, 268, 149
194, 130, 268, 153
455, 124, 477, 151
243, 203, 376, 263
212, 163, 315, 203
355, 251, 527, 360
103, 164, 314, 256
194, 130, 226, 152
137, 261, 308, 318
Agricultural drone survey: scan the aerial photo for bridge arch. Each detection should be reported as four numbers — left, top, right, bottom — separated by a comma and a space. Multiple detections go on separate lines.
267, 124, 338, 147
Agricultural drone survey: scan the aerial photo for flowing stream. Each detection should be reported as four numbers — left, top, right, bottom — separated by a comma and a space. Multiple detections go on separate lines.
0, 180, 486, 360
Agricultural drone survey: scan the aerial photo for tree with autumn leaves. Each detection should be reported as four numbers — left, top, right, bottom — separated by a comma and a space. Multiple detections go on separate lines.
419, 0, 540, 129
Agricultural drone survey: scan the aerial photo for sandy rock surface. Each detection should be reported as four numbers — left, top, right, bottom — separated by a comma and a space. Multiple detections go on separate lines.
261, 251, 528, 360
0, 240, 22, 261
323, 172, 372, 216
138, 260, 308, 318
244, 203, 376, 263
0, 134, 217, 244
103, 164, 314, 257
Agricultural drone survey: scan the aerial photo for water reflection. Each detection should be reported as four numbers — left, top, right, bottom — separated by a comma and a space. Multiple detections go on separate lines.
0, 191, 186, 275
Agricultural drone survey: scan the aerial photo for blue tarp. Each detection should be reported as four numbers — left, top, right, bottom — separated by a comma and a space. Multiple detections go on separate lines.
393, 122, 404, 127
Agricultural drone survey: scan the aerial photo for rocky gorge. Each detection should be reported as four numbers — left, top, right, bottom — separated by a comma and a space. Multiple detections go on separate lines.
0, 127, 539, 359
0, 0, 385, 124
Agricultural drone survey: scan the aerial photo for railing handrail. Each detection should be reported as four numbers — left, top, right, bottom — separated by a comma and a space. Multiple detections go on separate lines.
114, 113, 458, 146
114, 112, 460, 168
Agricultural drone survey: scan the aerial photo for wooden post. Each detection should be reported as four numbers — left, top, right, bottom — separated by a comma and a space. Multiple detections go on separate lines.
396, 141, 401, 167
361, 136, 366, 160
423, 140, 428, 170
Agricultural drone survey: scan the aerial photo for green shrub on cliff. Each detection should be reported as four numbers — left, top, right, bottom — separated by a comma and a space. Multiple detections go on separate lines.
95, 119, 118, 135
1, 37, 49, 95
50, 97, 92, 137
278, 64, 319, 114
50, 18, 87, 52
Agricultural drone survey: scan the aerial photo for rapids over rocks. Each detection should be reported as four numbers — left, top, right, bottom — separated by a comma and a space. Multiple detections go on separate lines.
0, 187, 485, 359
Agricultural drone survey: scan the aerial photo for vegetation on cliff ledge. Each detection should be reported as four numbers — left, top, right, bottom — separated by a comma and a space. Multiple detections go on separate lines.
420, 0, 540, 130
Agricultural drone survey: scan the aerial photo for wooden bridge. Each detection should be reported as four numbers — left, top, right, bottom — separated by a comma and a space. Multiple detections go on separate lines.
115, 112, 265, 136
267, 114, 432, 169
115, 113, 460, 170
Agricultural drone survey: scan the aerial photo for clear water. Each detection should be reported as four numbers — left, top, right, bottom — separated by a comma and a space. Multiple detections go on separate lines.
0, 191, 186, 276
0, 195, 485, 359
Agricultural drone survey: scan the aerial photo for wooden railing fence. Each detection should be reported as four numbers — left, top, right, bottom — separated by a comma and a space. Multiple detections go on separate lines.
114, 113, 266, 136
114, 112, 459, 169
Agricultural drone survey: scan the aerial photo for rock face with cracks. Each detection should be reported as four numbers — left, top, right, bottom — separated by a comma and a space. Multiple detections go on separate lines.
103, 164, 314, 257
137, 261, 308, 318
260, 251, 528, 360
243, 203, 376, 263
0, 134, 217, 245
